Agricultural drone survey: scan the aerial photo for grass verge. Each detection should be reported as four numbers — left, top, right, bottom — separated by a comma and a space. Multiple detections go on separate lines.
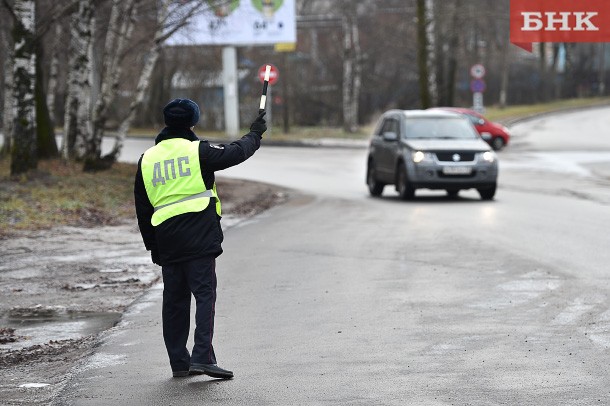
0, 158, 288, 239
484, 96, 610, 123
0, 159, 136, 238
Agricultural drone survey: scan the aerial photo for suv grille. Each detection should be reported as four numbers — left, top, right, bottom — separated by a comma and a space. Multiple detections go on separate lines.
434, 152, 476, 162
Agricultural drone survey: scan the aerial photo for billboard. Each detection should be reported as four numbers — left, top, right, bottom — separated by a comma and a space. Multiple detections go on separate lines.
169, 0, 296, 46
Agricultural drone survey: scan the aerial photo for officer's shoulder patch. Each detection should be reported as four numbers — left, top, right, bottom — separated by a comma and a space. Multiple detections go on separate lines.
209, 144, 225, 150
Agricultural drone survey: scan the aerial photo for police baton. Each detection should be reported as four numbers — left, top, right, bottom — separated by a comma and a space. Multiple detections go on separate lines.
259, 64, 271, 114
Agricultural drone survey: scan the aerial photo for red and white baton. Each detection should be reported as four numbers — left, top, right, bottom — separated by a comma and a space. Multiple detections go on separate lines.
259, 64, 271, 114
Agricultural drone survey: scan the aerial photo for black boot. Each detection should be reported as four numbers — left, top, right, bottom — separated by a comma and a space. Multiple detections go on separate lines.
189, 363, 234, 379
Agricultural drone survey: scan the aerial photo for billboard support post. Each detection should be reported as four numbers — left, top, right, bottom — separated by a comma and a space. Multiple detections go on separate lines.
222, 46, 239, 138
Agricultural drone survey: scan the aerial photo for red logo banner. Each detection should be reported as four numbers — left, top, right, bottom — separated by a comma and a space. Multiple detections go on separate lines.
510, 0, 610, 52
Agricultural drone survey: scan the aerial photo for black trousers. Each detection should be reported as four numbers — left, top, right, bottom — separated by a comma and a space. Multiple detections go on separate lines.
161, 256, 217, 372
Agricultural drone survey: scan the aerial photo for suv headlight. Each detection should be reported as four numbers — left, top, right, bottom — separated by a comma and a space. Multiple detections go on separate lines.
479, 151, 496, 163
412, 151, 434, 163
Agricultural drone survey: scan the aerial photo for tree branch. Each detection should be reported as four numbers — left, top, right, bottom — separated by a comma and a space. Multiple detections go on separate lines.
35, 0, 81, 39
156, 1, 210, 44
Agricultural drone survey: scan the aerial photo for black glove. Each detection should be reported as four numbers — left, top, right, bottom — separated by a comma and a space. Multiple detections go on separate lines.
151, 250, 161, 266
250, 111, 267, 136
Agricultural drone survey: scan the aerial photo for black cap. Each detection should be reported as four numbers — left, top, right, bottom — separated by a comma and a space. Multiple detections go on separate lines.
163, 98, 200, 129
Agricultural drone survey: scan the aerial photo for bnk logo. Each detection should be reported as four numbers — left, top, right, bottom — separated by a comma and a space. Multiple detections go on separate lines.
510, 0, 610, 51
521, 12, 599, 31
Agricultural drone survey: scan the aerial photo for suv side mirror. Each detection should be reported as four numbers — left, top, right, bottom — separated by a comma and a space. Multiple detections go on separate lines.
382, 131, 398, 142
477, 118, 485, 125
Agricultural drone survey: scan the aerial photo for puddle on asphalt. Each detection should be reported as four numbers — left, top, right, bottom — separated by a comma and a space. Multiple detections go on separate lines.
0, 307, 121, 351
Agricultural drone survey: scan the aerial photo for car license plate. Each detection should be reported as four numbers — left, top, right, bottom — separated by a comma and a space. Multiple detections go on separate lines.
442, 166, 472, 175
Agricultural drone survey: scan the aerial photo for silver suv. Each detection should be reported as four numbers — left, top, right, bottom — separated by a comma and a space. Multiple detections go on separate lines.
366, 110, 498, 200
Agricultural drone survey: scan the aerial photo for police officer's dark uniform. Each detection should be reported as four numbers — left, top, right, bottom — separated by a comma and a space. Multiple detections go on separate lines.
134, 99, 266, 379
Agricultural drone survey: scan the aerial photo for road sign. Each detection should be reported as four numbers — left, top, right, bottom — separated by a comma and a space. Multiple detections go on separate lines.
259, 64, 279, 85
470, 79, 486, 93
470, 64, 486, 79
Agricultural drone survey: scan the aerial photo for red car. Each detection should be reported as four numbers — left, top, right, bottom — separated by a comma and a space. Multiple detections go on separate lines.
430, 107, 510, 150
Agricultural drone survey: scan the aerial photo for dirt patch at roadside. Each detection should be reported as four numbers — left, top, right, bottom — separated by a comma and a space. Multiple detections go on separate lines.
0, 177, 289, 405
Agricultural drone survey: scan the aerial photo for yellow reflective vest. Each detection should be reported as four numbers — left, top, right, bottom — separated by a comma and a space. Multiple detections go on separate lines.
141, 138, 221, 226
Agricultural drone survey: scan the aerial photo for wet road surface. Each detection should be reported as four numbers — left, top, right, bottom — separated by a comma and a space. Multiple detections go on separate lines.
55, 108, 610, 405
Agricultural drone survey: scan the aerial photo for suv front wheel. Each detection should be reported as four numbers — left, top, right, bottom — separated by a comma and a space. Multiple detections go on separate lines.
367, 162, 385, 197
491, 137, 505, 151
396, 164, 415, 200
478, 184, 497, 200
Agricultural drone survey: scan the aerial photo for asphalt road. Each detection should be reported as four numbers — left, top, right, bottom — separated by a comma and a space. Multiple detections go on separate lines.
57, 108, 610, 405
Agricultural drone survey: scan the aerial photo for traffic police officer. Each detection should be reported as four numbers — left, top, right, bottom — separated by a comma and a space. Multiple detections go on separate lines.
134, 98, 266, 379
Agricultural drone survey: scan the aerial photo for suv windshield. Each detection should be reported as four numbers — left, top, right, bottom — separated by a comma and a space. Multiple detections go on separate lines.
404, 117, 478, 140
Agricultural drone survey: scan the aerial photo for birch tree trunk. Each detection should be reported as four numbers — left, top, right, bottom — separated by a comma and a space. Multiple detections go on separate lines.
350, 20, 361, 133
342, 14, 361, 133
107, 45, 162, 160
46, 23, 62, 126
342, 16, 354, 133
1, 27, 13, 157
416, 0, 431, 109
10, 0, 37, 175
62, 0, 93, 160
425, 0, 437, 106
85, 0, 137, 170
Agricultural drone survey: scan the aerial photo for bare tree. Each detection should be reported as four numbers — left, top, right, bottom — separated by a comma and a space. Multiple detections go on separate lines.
416, 0, 431, 108
6, 0, 38, 175
62, 0, 94, 160
1, 0, 80, 167
342, 12, 362, 133
103, 0, 210, 164
46, 22, 62, 125
425, 0, 437, 105
35, 37, 58, 159
83, 0, 137, 170
299, 0, 365, 132
434, 0, 460, 107
1, 18, 14, 157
